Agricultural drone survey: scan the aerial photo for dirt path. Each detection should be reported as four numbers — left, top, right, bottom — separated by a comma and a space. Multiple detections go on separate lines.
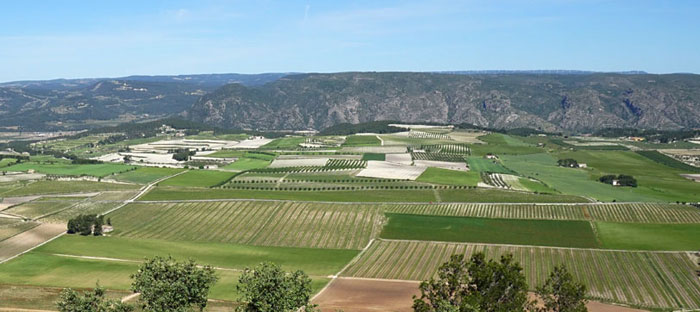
0, 223, 66, 263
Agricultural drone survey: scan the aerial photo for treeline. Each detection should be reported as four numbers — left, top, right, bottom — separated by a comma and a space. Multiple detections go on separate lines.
67, 214, 110, 236
594, 127, 700, 143
320, 120, 404, 135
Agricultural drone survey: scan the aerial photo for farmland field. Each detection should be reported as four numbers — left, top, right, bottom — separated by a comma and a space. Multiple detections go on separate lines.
342, 239, 700, 310
380, 214, 598, 248
342, 135, 381, 147
5, 162, 137, 177
158, 169, 235, 187
222, 157, 271, 170
361, 153, 385, 161
466, 157, 514, 174
260, 137, 306, 149
596, 222, 700, 251
0, 221, 39, 242
109, 201, 384, 249
416, 167, 480, 186
384, 202, 700, 223
2, 181, 139, 196
113, 166, 184, 184
5, 200, 79, 219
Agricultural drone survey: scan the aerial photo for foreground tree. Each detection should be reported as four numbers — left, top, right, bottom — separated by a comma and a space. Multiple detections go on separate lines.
413, 253, 531, 312
236, 262, 316, 312
131, 256, 218, 312
56, 286, 134, 312
536, 265, 587, 312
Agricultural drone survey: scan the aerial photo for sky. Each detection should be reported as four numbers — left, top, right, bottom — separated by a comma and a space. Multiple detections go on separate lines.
1, 0, 699, 82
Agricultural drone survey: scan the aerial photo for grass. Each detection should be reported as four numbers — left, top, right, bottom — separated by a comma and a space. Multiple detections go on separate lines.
5, 162, 137, 178
501, 153, 682, 202
596, 222, 700, 251
466, 157, 514, 174
0, 235, 351, 301
221, 158, 270, 170
470, 134, 542, 156
113, 167, 184, 184
2, 181, 139, 196
380, 213, 599, 248
0, 158, 17, 168
342, 135, 381, 147
361, 153, 385, 161
158, 170, 235, 187
416, 167, 480, 186
260, 137, 305, 149
557, 150, 700, 202
518, 178, 558, 193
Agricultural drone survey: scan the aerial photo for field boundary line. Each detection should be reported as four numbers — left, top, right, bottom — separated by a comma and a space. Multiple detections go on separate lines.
312, 238, 376, 301
101, 170, 188, 216
378, 238, 698, 254
134, 198, 678, 206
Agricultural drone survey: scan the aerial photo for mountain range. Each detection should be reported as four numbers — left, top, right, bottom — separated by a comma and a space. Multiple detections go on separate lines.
2, 71, 700, 132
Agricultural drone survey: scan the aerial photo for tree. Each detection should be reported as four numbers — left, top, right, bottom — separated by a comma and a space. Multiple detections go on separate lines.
93, 216, 104, 236
236, 262, 316, 312
413, 253, 532, 312
557, 159, 579, 168
131, 256, 218, 312
536, 266, 587, 312
56, 285, 134, 312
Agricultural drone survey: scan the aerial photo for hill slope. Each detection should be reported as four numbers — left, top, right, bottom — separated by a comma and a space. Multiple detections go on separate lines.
188, 72, 700, 132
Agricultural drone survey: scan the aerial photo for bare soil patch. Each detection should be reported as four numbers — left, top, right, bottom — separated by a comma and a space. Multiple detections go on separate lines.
315, 278, 649, 312
314, 278, 420, 312
0, 223, 65, 262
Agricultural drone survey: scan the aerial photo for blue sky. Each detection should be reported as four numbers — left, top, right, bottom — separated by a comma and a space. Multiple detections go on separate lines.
1, 0, 699, 82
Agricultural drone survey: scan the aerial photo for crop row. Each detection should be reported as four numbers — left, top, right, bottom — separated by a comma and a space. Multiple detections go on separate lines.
218, 184, 477, 191
408, 131, 452, 140
0, 220, 39, 242
481, 173, 509, 188
342, 239, 700, 310
229, 178, 409, 184
411, 152, 466, 162
248, 166, 358, 174
384, 202, 700, 223
109, 201, 384, 250
419, 144, 471, 155
325, 159, 367, 169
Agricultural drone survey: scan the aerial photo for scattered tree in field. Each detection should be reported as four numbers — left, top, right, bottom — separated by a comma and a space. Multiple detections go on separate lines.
67, 214, 99, 236
172, 148, 195, 161
106, 217, 112, 226
413, 253, 532, 312
56, 285, 134, 312
236, 262, 316, 312
536, 265, 587, 312
557, 159, 579, 168
131, 256, 218, 312
599, 174, 637, 187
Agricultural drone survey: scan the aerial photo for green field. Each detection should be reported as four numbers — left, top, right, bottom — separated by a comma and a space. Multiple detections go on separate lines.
342, 240, 700, 310
158, 170, 235, 187
2, 181, 139, 196
437, 188, 585, 203
380, 214, 598, 248
466, 157, 514, 174
0, 235, 352, 301
469, 134, 542, 156
5, 162, 137, 177
596, 222, 700, 251
109, 201, 383, 250
557, 150, 700, 202
0, 158, 17, 168
517, 178, 557, 193
221, 157, 271, 170
113, 166, 184, 184
342, 135, 381, 147
361, 153, 385, 161
416, 167, 480, 186
260, 137, 305, 149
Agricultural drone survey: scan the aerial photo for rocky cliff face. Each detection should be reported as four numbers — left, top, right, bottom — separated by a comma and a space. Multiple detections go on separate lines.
188, 72, 700, 132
